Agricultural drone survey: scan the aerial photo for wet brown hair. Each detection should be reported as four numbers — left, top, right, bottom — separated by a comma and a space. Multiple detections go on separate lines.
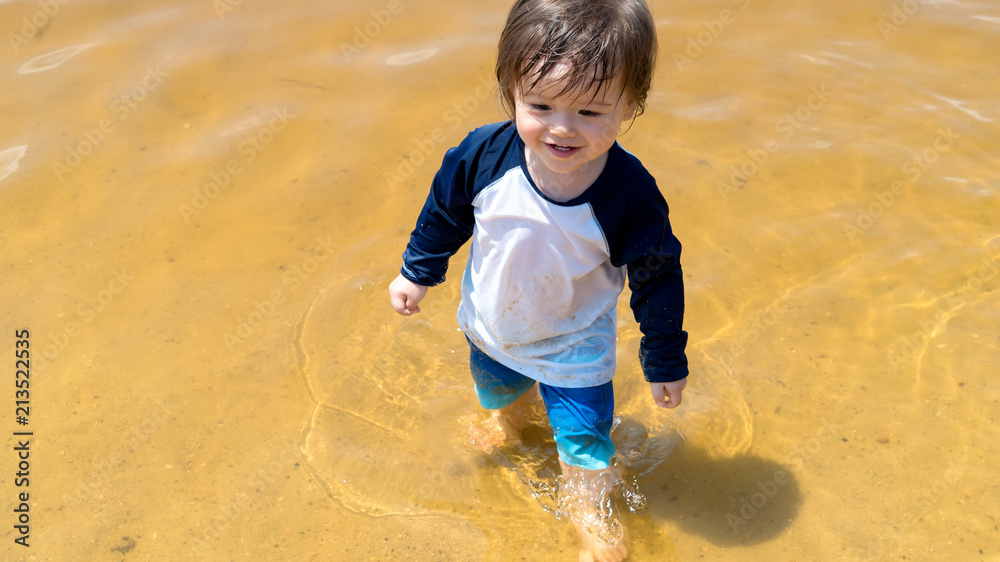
496, 0, 657, 118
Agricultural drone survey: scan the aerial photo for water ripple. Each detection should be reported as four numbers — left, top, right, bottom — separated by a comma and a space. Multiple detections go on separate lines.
0, 146, 28, 183
385, 48, 439, 66
929, 94, 993, 123
18, 44, 94, 74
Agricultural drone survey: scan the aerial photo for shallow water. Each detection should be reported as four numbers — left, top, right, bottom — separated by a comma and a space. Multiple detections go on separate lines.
2, 0, 998, 560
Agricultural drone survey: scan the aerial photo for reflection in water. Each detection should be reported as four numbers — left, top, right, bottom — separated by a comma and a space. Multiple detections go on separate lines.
669, 97, 743, 121
18, 43, 94, 74
385, 48, 440, 66
0, 145, 28, 183
218, 116, 262, 137
929, 94, 993, 123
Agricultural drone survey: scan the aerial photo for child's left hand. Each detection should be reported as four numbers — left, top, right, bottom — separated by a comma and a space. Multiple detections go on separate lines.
650, 378, 687, 409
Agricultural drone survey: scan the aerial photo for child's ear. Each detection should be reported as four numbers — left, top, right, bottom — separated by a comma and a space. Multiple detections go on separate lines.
623, 97, 638, 121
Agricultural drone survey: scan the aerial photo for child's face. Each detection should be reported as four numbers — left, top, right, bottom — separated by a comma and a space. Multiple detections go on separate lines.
514, 64, 637, 180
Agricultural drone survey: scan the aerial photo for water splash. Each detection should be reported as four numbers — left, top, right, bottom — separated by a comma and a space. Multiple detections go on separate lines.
483, 426, 650, 551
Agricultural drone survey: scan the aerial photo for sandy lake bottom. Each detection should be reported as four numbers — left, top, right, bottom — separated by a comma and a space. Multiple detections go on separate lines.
1, 0, 998, 560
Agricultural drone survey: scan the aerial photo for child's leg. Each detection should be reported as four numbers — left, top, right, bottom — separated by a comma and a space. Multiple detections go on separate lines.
466, 338, 539, 450
539, 382, 629, 562
558, 460, 628, 562
495, 381, 539, 443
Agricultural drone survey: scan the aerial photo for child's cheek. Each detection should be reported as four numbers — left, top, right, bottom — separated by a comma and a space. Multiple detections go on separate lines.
603, 116, 621, 134
597, 121, 618, 143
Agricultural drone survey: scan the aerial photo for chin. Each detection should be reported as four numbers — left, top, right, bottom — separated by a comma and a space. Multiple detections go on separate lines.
544, 161, 581, 175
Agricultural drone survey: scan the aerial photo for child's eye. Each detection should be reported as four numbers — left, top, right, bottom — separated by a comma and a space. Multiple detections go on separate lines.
531, 104, 551, 111
579, 110, 602, 117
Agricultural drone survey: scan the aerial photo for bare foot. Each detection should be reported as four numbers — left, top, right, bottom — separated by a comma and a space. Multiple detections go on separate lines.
575, 515, 628, 562
464, 384, 540, 454
465, 411, 521, 454
560, 462, 629, 561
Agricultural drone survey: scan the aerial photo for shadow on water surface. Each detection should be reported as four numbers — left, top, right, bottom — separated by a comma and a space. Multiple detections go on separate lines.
642, 444, 802, 547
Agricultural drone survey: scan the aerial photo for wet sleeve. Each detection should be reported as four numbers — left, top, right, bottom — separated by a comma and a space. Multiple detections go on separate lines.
399, 136, 479, 287
626, 234, 689, 383
595, 174, 689, 383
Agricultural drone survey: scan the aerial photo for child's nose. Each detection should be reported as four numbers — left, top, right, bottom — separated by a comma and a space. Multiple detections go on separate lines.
549, 116, 575, 136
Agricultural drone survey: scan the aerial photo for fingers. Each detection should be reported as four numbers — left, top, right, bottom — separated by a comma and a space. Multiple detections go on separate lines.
652, 378, 687, 409
651, 383, 683, 409
650, 384, 669, 408
388, 275, 428, 315
389, 290, 421, 316
389, 292, 415, 315
389, 292, 407, 315
661, 392, 682, 409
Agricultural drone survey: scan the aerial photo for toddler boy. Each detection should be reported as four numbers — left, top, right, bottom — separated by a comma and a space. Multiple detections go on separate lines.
389, 0, 688, 559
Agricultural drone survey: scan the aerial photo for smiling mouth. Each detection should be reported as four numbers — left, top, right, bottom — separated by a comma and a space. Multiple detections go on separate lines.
547, 143, 581, 156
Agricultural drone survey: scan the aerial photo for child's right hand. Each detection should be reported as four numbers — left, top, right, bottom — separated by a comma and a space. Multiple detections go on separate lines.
650, 378, 686, 409
388, 274, 429, 315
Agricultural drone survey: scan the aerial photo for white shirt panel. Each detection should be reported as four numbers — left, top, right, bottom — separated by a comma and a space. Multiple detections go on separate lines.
456, 168, 625, 387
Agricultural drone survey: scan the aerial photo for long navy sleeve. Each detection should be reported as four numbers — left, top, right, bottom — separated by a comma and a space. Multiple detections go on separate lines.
589, 153, 689, 383
400, 123, 520, 286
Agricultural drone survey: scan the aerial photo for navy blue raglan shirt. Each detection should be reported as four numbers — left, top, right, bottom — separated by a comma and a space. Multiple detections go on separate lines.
401, 121, 688, 387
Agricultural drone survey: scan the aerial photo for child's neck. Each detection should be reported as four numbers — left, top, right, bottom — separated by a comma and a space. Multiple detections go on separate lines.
524, 148, 608, 203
